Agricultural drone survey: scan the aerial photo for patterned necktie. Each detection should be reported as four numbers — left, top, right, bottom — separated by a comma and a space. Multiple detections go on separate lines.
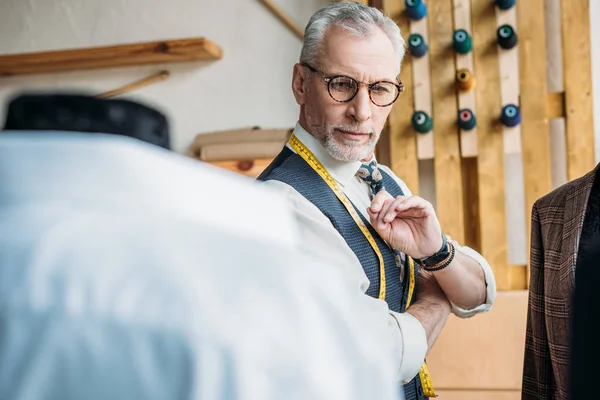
356, 160, 405, 280
356, 160, 386, 199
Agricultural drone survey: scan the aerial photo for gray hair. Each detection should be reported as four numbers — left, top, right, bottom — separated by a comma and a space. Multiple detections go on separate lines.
300, 2, 405, 73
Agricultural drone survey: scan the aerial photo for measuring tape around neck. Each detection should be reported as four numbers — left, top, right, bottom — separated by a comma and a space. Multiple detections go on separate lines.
289, 134, 386, 300
288, 133, 436, 398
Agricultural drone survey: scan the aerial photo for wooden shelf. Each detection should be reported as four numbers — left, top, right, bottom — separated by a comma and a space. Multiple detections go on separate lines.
0, 37, 222, 77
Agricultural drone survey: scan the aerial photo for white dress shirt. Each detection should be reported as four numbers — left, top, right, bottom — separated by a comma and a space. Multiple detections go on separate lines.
261, 123, 497, 383
0, 132, 403, 400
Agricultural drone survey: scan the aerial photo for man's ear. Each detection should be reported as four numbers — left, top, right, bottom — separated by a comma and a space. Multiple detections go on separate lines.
292, 63, 308, 106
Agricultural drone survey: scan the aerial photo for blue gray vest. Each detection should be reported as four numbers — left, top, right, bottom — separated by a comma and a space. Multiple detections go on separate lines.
258, 147, 427, 400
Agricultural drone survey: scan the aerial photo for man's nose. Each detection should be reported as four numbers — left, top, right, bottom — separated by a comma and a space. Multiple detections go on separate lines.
347, 86, 372, 122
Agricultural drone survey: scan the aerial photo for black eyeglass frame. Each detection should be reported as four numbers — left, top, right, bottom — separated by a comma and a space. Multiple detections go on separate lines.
301, 62, 404, 107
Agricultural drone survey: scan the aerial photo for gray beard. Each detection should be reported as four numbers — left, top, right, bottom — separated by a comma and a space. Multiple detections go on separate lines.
321, 131, 378, 162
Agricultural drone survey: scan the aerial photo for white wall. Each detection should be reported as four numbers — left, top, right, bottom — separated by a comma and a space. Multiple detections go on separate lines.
0, 0, 328, 152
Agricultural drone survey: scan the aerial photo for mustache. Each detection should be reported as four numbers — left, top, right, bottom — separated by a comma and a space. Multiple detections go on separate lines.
328, 124, 375, 135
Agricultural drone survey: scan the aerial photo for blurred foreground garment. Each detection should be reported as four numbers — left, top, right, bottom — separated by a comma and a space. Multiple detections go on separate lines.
0, 131, 402, 400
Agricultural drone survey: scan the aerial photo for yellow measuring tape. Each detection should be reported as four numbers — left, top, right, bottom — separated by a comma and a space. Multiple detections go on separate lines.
289, 134, 386, 300
405, 257, 436, 397
289, 134, 437, 398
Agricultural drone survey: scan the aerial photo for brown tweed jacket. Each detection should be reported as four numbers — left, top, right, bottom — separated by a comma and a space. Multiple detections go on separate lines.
522, 163, 600, 400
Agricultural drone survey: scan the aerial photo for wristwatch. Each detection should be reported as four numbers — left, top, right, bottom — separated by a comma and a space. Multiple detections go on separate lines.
413, 234, 455, 271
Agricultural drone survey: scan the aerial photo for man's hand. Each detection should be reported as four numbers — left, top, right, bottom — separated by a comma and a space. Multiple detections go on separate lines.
367, 190, 443, 259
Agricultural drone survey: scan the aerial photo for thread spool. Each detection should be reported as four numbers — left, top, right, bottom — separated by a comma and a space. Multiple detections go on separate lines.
411, 111, 433, 134
408, 33, 428, 58
496, 0, 516, 10
457, 109, 477, 131
501, 104, 521, 127
453, 29, 473, 54
405, 0, 427, 21
497, 24, 518, 49
455, 69, 475, 92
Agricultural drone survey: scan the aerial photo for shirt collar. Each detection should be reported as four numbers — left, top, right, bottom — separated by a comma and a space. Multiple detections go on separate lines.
292, 122, 364, 188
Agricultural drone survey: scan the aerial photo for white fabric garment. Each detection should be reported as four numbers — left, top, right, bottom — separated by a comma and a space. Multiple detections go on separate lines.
0, 132, 403, 400
261, 122, 497, 383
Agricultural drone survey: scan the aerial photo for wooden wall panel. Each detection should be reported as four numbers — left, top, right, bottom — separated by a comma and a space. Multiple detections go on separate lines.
435, 390, 519, 400
429, 0, 465, 243
461, 157, 481, 252
209, 159, 273, 178
453, 0, 478, 157
383, 0, 420, 194
561, 0, 596, 180
471, 0, 509, 289
496, 5, 522, 155
517, 0, 552, 286
427, 291, 528, 390
410, 8, 435, 160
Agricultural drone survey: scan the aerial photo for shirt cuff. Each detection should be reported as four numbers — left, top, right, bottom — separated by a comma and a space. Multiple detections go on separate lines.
447, 237, 497, 318
390, 311, 428, 384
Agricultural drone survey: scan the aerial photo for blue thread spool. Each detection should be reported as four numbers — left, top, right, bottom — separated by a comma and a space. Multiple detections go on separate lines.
497, 24, 518, 49
405, 0, 427, 21
408, 33, 428, 58
496, 0, 516, 10
453, 29, 473, 54
501, 104, 521, 127
411, 111, 433, 134
457, 109, 476, 131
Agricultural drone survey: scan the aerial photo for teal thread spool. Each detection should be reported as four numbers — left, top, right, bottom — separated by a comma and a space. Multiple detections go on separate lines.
411, 111, 433, 134
453, 29, 473, 54
406, 0, 427, 20
497, 24, 518, 49
496, 0, 516, 10
408, 33, 428, 58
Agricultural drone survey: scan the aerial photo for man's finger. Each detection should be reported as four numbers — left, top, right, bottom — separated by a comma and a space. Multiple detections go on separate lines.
383, 196, 410, 223
377, 195, 402, 224
369, 189, 394, 214
394, 195, 431, 213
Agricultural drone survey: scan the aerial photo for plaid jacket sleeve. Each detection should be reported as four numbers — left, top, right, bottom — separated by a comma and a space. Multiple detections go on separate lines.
522, 202, 555, 399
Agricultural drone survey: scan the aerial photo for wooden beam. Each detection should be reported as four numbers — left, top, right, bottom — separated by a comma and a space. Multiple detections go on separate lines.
383, 0, 419, 194
369, 0, 383, 9
509, 265, 528, 290
561, 0, 596, 180
209, 159, 274, 179
518, 0, 552, 289
547, 92, 565, 119
471, 0, 509, 290
496, 4, 522, 155
0, 37, 222, 77
430, 0, 464, 243
260, 0, 304, 39
453, 0, 478, 157
410, 7, 435, 160
461, 157, 481, 252
97, 70, 170, 98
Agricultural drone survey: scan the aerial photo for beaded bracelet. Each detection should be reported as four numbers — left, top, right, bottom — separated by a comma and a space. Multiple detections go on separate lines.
421, 242, 456, 272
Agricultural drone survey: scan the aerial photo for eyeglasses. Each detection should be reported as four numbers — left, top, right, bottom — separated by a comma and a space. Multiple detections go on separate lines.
302, 63, 404, 107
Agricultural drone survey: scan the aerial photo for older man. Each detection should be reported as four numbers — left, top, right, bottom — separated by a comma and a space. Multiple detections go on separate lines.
259, 2, 496, 399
